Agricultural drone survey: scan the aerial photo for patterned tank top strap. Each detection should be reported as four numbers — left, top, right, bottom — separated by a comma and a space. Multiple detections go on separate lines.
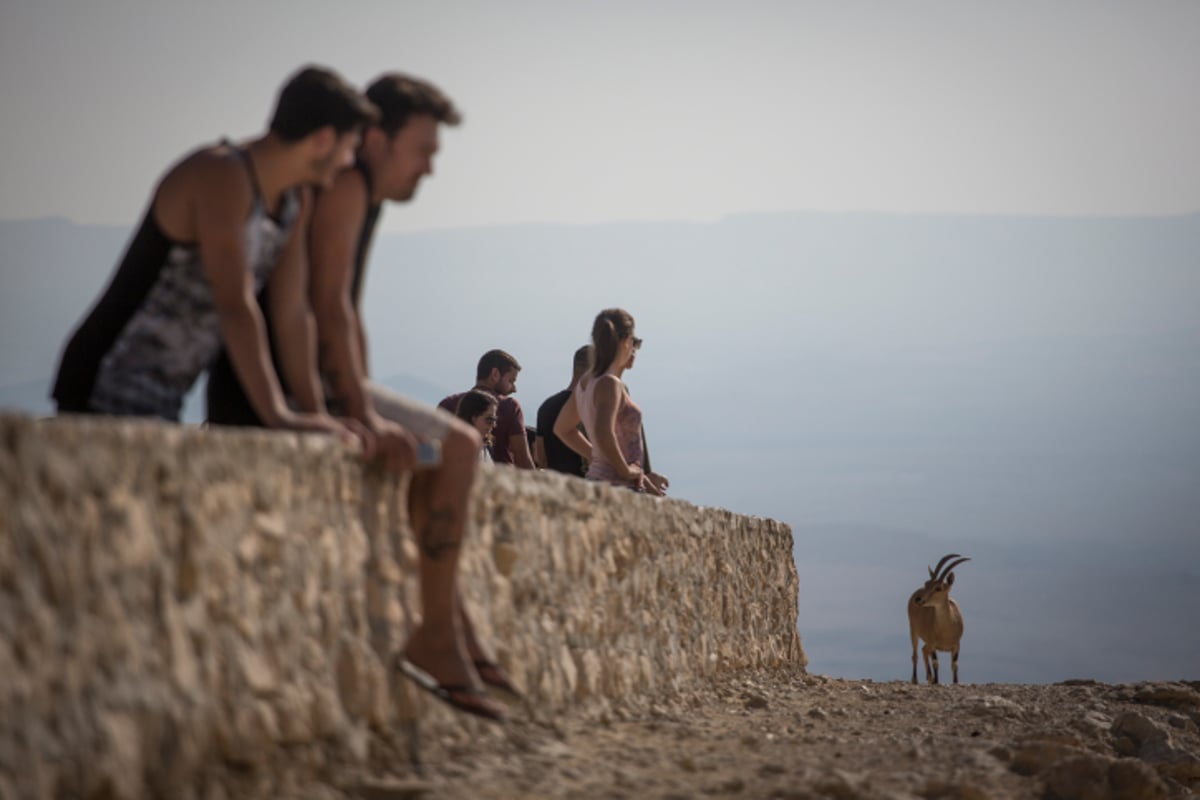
225, 139, 265, 211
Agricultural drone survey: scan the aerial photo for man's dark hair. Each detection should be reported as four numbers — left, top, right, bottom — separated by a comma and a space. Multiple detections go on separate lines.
572, 345, 593, 376
476, 349, 520, 381
269, 65, 379, 142
365, 73, 462, 137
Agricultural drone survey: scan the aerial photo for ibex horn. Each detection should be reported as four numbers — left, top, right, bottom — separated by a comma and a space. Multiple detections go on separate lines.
930, 553, 962, 579
937, 556, 971, 580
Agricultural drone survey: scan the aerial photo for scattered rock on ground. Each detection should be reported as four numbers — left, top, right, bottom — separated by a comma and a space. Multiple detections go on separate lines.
350, 675, 1200, 799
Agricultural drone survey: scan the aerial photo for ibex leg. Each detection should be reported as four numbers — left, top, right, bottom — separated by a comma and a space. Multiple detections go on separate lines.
911, 635, 919, 684
921, 643, 935, 684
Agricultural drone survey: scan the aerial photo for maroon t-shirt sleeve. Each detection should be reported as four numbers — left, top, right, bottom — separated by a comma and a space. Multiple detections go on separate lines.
508, 398, 525, 434
438, 393, 461, 414
491, 397, 524, 464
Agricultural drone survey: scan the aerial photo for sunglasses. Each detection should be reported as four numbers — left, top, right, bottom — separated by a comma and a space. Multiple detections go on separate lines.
632, 336, 643, 351
483, 415, 498, 424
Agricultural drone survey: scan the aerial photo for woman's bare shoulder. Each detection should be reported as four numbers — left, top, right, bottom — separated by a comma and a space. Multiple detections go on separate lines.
593, 374, 623, 396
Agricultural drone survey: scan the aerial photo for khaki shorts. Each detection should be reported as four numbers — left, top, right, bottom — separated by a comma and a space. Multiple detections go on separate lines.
366, 383, 454, 443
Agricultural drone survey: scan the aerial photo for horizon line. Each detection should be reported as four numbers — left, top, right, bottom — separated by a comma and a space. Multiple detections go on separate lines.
5, 207, 1200, 236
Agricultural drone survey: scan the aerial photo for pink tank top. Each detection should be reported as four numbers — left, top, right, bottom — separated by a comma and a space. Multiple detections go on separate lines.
575, 375, 644, 486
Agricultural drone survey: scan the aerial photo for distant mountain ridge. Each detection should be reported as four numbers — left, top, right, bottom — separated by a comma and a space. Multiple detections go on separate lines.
4, 208, 1199, 429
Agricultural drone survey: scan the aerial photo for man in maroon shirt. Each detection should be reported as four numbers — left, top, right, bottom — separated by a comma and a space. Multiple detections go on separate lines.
439, 349, 535, 469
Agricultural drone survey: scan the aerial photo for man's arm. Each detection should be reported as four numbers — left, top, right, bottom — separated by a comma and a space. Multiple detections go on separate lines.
308, 169, 417, 473
356, 315, 370, 379
195, 158, 306, 429
507, 402, 536, 469
309, 170, 373, 422
266, 189, 326, 414
534, 398, 555, 469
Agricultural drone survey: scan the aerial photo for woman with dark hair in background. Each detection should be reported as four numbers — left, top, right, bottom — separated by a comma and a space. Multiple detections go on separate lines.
554, 308, 669, 495
454, 389, 498, 463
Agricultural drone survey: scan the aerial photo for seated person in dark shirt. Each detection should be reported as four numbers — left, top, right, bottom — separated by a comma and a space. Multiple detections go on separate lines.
438, 349, 535, 469
535, 344, 592, 476
53, 65, 373, 438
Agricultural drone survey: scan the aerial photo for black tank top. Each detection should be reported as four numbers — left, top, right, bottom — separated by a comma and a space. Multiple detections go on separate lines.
349, 159, 383, 309
53, 143, 300, 419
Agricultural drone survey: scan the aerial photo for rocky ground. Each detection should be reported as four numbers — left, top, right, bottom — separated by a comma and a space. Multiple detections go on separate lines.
343, 671, 1200, 800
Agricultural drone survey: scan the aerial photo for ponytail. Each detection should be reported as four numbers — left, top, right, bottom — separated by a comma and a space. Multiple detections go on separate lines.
590, 308, 635, 377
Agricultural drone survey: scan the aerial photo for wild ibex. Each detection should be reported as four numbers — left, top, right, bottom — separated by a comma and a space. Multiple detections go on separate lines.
908, 553, 970, 684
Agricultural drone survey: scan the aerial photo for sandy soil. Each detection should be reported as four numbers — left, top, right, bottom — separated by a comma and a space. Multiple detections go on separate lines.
352, 671, 1200, 799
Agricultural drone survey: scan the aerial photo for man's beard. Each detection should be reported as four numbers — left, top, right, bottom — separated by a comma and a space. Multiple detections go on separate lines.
394, 177, 420, 202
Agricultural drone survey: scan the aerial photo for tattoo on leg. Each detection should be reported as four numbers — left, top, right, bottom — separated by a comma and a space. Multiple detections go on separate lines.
419, 508, 461, 560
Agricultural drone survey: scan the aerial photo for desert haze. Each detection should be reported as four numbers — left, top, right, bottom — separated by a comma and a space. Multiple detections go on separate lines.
2, 211, 1197, 685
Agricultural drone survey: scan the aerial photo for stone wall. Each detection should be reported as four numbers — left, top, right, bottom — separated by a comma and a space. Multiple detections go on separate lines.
0, 413, 804, 799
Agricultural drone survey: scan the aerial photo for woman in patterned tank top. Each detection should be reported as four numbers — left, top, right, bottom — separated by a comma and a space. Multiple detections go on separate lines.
554, 308, 670, 495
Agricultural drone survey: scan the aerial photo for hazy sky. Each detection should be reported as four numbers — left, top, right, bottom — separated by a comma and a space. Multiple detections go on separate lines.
2, 1, 1198, 232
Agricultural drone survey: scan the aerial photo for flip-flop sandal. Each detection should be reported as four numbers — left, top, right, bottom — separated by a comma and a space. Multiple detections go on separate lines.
474, 659, 524, 700
396, 658, 506, 723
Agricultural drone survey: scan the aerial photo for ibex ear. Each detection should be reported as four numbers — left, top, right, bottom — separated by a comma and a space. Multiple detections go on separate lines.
928, 566, 935, 579
946, 572, 956, 586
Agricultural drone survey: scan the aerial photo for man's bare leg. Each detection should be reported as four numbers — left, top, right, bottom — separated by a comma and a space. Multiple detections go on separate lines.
402, 422, 503, 714
455, 591, 495, 665
455, 592, 522, 698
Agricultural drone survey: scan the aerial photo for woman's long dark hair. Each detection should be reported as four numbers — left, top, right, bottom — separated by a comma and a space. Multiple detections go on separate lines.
454, 389, 497, 447
590, 308, 635, 378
